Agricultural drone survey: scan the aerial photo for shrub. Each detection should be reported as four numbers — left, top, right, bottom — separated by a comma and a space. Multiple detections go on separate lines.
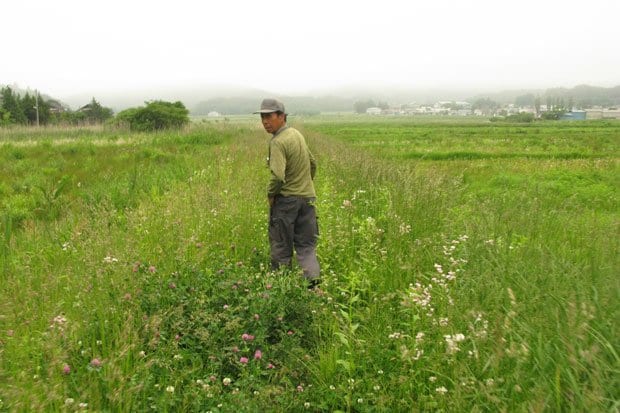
115, 101, 189, 131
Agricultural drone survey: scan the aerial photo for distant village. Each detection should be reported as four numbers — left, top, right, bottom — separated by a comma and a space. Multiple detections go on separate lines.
363, 101, 620, 120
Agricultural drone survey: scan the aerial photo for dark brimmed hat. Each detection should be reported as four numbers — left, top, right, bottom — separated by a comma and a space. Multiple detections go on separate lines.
254, 98, 286, 114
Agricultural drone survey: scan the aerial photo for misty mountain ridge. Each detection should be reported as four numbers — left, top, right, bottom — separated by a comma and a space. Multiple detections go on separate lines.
4, 83, 619, 115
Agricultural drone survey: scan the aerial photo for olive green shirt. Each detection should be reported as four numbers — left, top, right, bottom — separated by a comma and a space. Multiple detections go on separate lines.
268, 126, 317, 198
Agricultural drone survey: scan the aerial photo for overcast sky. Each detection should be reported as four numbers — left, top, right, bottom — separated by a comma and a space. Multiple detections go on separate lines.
2, 0, 619, 98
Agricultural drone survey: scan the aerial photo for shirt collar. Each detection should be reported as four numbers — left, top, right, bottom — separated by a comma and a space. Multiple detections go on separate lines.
272, 125, 289, 137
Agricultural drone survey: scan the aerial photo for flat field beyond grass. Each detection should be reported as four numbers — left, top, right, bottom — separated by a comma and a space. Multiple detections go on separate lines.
0, 118, 618, 412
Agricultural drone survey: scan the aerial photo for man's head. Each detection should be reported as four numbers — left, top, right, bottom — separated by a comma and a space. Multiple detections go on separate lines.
255, 98, 287, 134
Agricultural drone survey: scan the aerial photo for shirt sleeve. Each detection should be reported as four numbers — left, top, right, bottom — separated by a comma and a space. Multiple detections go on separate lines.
267, 139, 286, 196
309, 147, 317, 180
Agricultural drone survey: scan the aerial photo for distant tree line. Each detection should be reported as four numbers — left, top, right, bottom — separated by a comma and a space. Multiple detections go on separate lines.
0, 87, 113, 126
193, 96, 354, 116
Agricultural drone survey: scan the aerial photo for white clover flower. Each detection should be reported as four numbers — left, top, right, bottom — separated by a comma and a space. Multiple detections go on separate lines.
435, 386, 448, 394
166, 386, 175, 393
223, 377, 232, 386
65, 398, 75, 405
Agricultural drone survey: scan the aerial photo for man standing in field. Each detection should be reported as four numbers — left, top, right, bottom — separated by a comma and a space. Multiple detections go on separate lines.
255, 98, 320, 287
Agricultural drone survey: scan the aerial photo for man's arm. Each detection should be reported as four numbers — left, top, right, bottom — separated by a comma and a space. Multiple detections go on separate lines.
268, 140, 286, 199
309, 148, 317, 180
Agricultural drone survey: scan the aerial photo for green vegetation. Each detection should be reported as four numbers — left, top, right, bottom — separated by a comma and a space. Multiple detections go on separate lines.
0, 87, 113, 126
115, 101, 190, 131
0, 118, 618, 411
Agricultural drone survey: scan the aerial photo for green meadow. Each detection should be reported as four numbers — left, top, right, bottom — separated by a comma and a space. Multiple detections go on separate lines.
0, 118, 618, 412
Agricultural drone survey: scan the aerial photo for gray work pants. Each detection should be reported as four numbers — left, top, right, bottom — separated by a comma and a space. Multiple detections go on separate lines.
269, 195, 320, 280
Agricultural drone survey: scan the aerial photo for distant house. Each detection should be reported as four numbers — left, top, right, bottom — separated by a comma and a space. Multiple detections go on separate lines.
47, 99, 66, 114
366, 107, 382, 115
207, 111, 220, 117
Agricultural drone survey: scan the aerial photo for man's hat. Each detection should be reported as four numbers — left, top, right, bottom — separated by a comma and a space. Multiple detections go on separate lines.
254, 98, 286, 114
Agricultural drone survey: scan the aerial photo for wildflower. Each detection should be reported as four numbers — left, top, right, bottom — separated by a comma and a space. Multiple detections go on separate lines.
222, 377, 232, 386
209, 375, 217, 382
253, 313, 260, 320
62, 364, 71, 375
439, 317, 449, 326
173, 354, 182, 360
429, 376, 437, 382
90, 358, 102, 368
232, 346, 239, 353
266, 284, 272, 290
166, 386, 175, 393
435, 386, 448, 394
388, 332, 402, 339
329, 385, 336, 390
50, 315, 67, 330
239, 357, 249, 364
297, 385, 304, 392
254, 349, 262, 360
103, 256, 118, 263
78, 403, 88, 409
223, 304, 229, 310
148, 265, 156, 273
65, 398, 75, 405
241, 333, 255, 341
287, 330, 294, 335
341, 200, 352, 208
138, 350, 146, 358
377, 370, 384, 375
357, 398, 364, 404
444, 334, 465, 355
123, 293, 132, 301
304, 402, 311, 408
373, 385, 381, 391
267, 363, 275, 369
6, 330, 14, 337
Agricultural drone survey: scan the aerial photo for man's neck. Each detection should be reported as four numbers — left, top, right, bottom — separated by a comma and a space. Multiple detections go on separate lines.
272, 124, 288, 137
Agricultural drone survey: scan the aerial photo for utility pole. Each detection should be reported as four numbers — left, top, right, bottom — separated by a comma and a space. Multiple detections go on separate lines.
34, 90, 40, 127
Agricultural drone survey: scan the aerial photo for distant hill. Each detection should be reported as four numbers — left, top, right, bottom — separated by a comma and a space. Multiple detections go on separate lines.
471, 85, 620, 107
4, 82, 619, 114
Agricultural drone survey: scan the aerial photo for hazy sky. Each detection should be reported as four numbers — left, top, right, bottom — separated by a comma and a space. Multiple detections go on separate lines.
3, 0, 619, 97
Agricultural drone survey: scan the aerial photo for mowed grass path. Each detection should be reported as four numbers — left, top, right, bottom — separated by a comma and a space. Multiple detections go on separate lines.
0, 118, 618, 412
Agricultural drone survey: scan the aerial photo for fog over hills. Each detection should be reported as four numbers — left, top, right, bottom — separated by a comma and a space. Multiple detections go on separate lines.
57, 83, 552, 114
5, 82, 618, 115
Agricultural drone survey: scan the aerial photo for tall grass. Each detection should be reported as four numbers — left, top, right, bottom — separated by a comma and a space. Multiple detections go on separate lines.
0, 119, 617, 411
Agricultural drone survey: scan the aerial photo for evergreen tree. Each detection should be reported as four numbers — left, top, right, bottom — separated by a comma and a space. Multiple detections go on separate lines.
0, 87, 27, 124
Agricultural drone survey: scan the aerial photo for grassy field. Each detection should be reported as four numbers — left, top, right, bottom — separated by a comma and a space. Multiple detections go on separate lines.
0, 117, 618, 412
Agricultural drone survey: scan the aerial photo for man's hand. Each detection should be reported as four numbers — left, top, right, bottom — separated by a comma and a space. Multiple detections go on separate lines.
268, 196, 275, 208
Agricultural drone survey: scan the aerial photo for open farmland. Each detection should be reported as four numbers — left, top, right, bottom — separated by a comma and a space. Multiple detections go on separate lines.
0, 118, 618, 412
